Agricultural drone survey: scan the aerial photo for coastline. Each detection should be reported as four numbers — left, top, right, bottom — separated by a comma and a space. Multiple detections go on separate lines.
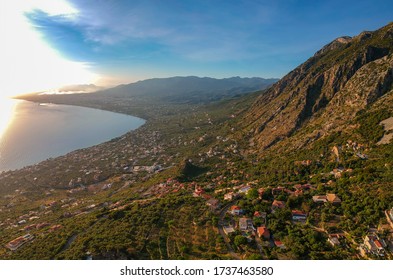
0, 98, 146, 173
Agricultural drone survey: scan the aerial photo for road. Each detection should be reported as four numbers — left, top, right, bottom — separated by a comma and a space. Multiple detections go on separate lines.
218, 201, 240, 260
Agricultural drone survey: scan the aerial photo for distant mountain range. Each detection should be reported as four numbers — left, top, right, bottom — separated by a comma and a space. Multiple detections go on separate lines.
57, 84, 105, 94
18, 76, 278, 120
94, 76, 278, 103
40, 84, 105, 95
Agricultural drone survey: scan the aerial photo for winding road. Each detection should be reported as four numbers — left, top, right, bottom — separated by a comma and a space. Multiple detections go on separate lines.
218, 201, 240, 260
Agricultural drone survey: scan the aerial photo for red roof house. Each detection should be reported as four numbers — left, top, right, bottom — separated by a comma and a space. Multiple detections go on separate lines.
257, 226, 270, 239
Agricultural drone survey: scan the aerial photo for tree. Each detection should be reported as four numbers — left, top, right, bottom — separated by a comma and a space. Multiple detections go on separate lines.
253, 217, 263, 227
247, 188, 259, 200
262, 188, 273, 200
247, 253, 263, 260
211, 216, 218, 227
234, 235, 247, 247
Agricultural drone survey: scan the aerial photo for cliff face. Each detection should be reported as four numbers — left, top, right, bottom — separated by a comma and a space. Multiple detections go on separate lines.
245, 22, 393, 151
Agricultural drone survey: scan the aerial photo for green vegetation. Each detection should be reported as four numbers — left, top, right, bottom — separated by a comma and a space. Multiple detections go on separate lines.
356, 108, 391, 144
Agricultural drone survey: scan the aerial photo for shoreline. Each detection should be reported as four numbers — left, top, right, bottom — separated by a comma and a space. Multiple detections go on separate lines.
0, 98, 146, 174
13, 94, 153, 121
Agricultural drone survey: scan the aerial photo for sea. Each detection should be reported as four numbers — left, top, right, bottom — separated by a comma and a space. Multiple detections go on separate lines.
0, 98, 145, 172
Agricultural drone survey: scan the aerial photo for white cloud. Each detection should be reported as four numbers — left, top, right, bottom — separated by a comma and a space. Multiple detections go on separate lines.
54, 0, 275, 62
0, 1, 96, 97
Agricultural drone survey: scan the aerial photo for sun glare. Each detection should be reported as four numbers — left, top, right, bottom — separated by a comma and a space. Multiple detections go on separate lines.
0, 1, 97, 97
0, 98, 19, 141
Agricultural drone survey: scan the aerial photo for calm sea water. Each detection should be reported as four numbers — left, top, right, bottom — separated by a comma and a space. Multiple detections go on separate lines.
0, 98, 145, 172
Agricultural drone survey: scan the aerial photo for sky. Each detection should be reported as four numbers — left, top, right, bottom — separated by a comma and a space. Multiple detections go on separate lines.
1, 0, 392, 97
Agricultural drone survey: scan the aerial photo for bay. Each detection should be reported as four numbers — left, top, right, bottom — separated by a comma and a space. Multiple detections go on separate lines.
0, 98, 145, 172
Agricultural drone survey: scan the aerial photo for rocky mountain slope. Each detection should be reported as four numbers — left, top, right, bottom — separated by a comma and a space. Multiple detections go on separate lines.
245, 22, 393, 152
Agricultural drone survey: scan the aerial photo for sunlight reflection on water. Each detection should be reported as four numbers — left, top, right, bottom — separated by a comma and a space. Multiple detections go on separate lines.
0, 98, 19, 141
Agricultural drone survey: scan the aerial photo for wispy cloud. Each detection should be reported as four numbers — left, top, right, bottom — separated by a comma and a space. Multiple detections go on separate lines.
25, 0, 280, 64
22, 0, 393, 81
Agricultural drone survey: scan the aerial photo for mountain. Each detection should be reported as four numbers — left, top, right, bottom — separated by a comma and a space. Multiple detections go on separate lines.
244, 22, 393, 151
95, 76, 278, 103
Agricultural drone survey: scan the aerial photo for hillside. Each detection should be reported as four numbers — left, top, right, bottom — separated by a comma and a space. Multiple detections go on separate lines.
244, 22, 393, 152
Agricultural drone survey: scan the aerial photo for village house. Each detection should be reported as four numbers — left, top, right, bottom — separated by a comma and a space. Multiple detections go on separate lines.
239, 185, 251, 194
291, 210, 307, 221
18, 214, 28, 220
238, 217, 254, 231
23, 224, 37, 231
223, 225, 236, 235
49, 225, 63, 232
293, 184, 313, 196
312, 195, 328, 203
295, 160, 313, 166
257, 226, 270, 240
326, 193, 342, 204
274, 239, 286, 249
224, 192, 238, 201
254, 211, 262, 217
360, 234, 387, 257
206, 198, 220, 211
331, 146, 341, 161
36, 222, 50, 229
271, 200, 286, 213
294, 184, 313, 192
328, 234, 342, 246
331, 168, 344, 179
272, 186, 286, 196
46, 201, 57, 207
230, 205, 243, 215
193, 186, 204, 197
5, 234, 34, 251
356, 152, 368, 160
312, 194, 341, 204
253, 211, 267, 219
385, 207, 393, 229
257, 188, 265, 198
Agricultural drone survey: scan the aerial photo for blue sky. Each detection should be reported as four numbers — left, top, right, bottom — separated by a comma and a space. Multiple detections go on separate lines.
2, 0, 393, 95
